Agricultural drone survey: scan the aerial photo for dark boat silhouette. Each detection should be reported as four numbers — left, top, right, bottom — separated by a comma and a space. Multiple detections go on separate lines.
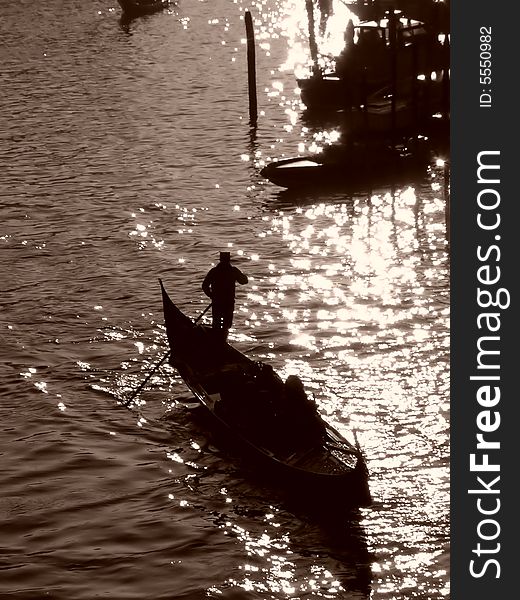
117, 0, 170, 19
160, 279, 371, 507
260, 138, 430, 190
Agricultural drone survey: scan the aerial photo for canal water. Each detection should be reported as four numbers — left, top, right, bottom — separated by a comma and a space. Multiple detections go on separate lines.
1, 1, 449, 598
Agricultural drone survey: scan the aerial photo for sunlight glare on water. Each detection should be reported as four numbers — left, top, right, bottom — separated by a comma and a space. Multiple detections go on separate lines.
1, 0, 449, 598
239, 169, 449, 597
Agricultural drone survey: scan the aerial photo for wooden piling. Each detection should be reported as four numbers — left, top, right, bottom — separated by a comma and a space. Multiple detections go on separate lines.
442, 35, 450, 121
411, 31, 419, 130
444, 160, 451, 243
388, 9, 397, 148
305, 0, 319, 74
245, 10, 257, 127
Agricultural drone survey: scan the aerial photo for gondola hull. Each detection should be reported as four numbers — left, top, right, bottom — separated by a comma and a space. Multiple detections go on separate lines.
260, 141, 430, 190
160, 280, 371, 507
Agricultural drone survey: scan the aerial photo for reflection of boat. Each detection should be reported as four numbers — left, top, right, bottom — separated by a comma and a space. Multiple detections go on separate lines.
117, 0, 170, 18
160, 280, 371, 507
298, 15, 444, 112
260, 140, 430, 189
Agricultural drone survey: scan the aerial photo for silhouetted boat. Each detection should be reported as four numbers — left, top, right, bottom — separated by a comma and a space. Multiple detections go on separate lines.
347, 75, 449, 135
347, 0, 450, 32
117, 0, 170, 18
160, 280, 371, 507
297, 15, 442, 113
260, 139, 430, 189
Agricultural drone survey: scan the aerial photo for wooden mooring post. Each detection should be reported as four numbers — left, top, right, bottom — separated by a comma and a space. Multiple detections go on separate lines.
245, 10, 258, 127
305, 0, 319, 74
444, 160, 451, 244
388, 9, 398, 149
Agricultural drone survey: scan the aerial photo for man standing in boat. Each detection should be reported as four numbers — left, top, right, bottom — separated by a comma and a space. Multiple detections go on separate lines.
202, 251, 248, 339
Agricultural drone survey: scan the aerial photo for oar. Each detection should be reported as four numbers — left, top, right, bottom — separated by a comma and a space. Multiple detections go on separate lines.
194, 302, 212, 323
123, 350, 171, 407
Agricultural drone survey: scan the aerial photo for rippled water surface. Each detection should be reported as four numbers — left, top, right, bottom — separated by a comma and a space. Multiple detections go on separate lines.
1, 1, 449, 598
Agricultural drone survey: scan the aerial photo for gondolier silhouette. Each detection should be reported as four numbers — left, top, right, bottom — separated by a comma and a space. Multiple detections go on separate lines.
202, 251, 248, 339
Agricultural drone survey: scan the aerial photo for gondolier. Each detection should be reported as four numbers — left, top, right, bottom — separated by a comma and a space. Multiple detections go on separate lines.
202, 251, 248, 338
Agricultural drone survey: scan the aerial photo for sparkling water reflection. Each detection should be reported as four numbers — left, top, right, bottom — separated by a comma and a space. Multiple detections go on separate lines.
1, 0, 449, 598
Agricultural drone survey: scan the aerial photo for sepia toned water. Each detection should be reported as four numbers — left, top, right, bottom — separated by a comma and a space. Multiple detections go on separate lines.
1, 1, 449, 598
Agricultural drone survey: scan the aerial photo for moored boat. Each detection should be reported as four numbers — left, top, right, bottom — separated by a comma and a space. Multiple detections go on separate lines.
260, 139, 430, 189
160, 280, 371, 507
347, 74, 449, 135
117, 0, 170, 18
297, 15, 443, 113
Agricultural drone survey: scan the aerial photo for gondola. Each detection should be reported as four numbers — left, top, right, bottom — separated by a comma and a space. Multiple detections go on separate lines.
117, 0, 170, 19
160, 280, 371, 507
260, 138, 430, 189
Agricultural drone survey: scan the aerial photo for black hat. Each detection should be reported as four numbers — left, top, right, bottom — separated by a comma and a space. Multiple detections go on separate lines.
219, 251, 231, 262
